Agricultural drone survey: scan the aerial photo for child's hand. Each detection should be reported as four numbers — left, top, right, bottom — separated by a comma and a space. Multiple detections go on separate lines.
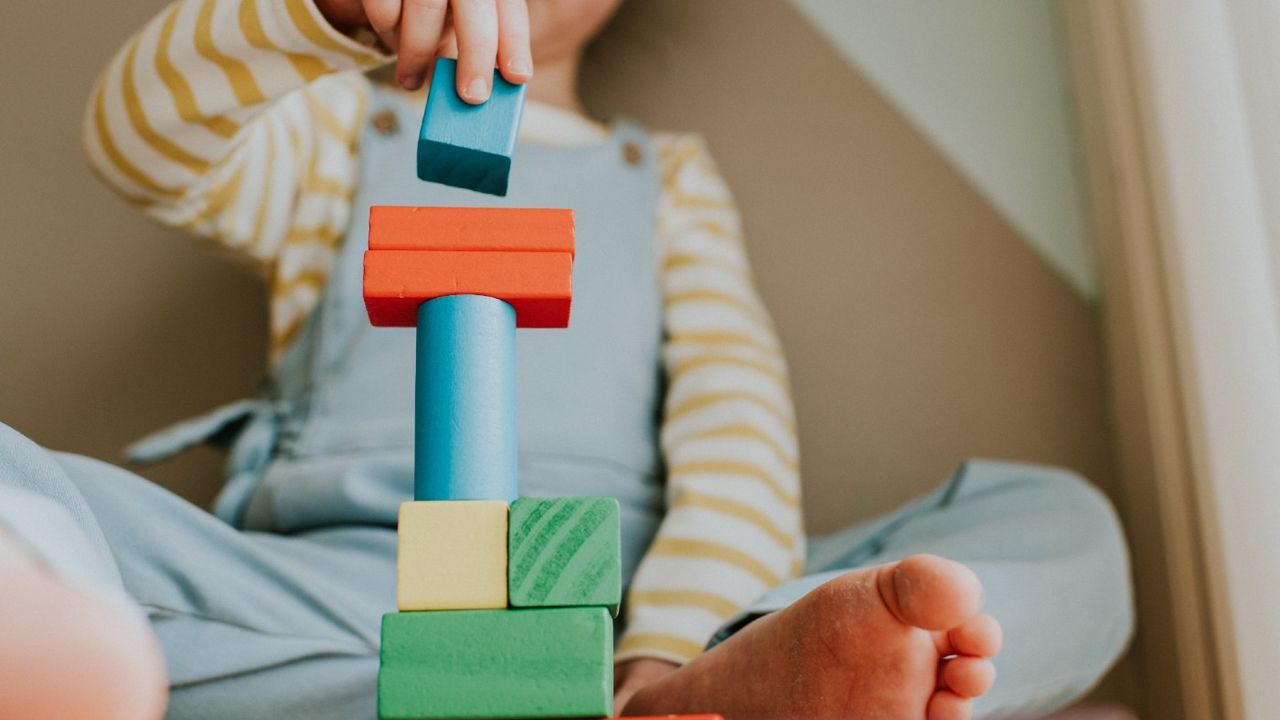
314, 0, 533, 100
613, 657, 680, 713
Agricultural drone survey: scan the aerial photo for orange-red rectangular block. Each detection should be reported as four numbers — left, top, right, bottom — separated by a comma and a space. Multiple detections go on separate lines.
364, 249, 572, 328
369, 206, 575, 256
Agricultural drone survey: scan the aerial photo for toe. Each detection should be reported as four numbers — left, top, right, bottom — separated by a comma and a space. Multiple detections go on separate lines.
880, 554, 984, 631
927, 690, 972, 720
950, 613, 1003, 658
939, 656, 996, 698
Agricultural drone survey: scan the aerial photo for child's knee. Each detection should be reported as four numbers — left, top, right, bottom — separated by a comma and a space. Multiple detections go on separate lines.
1030, 465, 1124, 539
1006, 464, 1135, 658
967, 460, 1126, 545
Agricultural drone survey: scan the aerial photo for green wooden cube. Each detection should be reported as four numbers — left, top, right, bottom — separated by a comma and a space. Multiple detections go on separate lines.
377, 608, 613, 719
508, 497, 621, 613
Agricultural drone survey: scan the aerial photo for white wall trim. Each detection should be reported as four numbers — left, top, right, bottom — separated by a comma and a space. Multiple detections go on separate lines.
1130, 1, 1280, 718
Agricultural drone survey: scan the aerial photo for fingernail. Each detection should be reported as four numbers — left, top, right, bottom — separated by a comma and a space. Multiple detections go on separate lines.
507, 58, 532, 77
464, 76, 490, 102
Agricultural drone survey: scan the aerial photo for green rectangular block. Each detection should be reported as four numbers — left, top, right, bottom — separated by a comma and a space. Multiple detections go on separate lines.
508, 497, 621, 613
378, 608, 613, 719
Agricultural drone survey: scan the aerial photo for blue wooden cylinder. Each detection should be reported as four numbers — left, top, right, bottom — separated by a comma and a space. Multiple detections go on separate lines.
415, 294, 517, 501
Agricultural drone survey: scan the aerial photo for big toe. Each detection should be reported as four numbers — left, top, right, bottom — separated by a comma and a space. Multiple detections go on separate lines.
879, 554, 983, 631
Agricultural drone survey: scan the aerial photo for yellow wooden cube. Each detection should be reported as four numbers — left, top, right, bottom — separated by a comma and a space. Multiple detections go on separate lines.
397, 500, 508, 611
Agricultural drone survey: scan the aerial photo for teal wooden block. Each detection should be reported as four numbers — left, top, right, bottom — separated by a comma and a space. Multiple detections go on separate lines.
415, 295, 517, 501
418, 57, 526, 195
377, 608, 613, 719
508, 497, 621, 613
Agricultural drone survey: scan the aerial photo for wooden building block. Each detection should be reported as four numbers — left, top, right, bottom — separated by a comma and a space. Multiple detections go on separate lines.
396, 500, 507, 611
363, 249, 572, 328
378, 607, 613, 719
418, 57, 526, 195
415, 295, 516, 502
508, 497, 621, 613
369, 206, 574, 256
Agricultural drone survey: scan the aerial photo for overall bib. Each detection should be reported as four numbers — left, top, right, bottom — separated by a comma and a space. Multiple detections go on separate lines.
0, 85, 1134, 720
222, 88, 667, 589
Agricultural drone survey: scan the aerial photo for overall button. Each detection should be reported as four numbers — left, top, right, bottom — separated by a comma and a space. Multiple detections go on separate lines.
623, 141, 644, 166
371, 108, 399, 135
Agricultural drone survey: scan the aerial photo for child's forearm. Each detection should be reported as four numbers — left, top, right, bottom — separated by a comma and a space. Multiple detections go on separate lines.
82, 0, 387, 237
83, 0, 390, 351
619, 135, 806, 666
84, 0, 386, 205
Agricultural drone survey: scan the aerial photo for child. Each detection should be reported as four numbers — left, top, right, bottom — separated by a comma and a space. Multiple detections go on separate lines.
0, 1, 1133, 718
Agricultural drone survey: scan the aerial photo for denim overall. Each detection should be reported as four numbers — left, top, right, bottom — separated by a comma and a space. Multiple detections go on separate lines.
0, 84, 1134, 720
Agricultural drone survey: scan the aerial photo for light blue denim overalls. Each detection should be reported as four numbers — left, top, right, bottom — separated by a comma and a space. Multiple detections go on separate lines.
0, 84, 1134, 720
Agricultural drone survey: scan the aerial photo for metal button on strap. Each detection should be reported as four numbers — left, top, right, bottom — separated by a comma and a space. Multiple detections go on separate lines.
371, 108, 398, 135
623, 141, 644, 166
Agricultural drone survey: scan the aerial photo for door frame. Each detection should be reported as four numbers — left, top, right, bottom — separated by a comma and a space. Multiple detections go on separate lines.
1063, 2, 1280, 719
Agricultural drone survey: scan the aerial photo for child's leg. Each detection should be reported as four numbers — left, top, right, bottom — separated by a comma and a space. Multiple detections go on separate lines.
0, 421, 395, 720
718, 460, 1134, 719
623, 461, 1128, 720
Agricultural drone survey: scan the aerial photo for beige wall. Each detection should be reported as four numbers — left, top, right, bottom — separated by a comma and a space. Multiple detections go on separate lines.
0, 1, 268, 508
0, 0, 1132, 709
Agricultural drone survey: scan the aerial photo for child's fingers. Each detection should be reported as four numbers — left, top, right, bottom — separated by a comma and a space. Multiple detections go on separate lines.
451, 0, 499, 103
423, 21, 458, 91
395, 0, 450, 89
495, 0, 532, 83
363, 0, 403, 52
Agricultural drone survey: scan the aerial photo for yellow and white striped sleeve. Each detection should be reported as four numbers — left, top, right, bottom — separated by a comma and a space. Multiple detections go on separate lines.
617, 134, 806, 665
82, 0, 390, 357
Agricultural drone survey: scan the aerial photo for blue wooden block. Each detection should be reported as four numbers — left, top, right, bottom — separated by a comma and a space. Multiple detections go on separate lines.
418, 57, 526, 196
416, 294, 517, 501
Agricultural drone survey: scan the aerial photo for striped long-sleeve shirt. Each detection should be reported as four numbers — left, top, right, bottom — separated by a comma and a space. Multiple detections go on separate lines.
84, 0, 804, 665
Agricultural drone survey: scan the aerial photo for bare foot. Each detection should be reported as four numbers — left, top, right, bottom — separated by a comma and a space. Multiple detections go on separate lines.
622, 554, 1002, 720
0, 533, 167, 720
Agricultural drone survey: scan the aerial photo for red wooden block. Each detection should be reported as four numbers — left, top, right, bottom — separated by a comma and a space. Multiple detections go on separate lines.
363, 249, 572, 328
369, 206, 575, 257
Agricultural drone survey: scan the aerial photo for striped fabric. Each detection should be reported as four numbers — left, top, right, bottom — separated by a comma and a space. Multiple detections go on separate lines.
82, 0, 383, 354
619, 136, 805, 662
82, 0, 804, 665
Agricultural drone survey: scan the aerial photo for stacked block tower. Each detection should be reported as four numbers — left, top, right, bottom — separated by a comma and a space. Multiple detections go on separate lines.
366, 58, 721, 720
